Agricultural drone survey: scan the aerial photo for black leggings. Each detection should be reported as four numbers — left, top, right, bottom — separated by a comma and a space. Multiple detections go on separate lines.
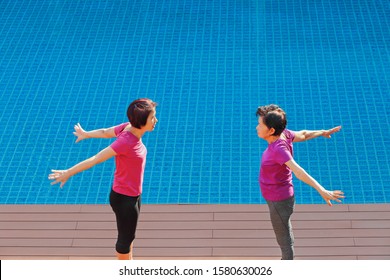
109, 189, 141, 254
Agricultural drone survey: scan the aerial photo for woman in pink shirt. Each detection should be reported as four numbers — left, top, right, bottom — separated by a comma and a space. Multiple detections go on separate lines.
256, 104, 344, 260
49, 98, 158, 260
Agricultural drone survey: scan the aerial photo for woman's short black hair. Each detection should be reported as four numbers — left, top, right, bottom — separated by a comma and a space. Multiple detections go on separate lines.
127, 98, 157, 129
256, 104, 287, 136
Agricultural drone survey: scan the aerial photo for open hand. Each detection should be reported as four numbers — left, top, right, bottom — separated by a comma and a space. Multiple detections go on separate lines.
323, 126, 342, 138
320, 190, 345, 206
73, 123, 87, 143
48, 169, 69, 188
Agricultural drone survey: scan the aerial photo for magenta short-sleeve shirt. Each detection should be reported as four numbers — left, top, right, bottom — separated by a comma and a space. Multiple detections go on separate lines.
259, 129, 295, 201
110, 123, 147, 197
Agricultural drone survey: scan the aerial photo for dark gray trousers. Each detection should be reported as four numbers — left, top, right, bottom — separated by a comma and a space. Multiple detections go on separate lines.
266, 196, 295, 260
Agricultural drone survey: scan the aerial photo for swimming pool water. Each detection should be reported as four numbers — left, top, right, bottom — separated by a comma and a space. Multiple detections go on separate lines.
0, 0, 389, 204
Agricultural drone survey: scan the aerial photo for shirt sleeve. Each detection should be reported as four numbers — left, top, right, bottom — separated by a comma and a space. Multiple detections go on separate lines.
114, 122, 130, 136
111, 136, 127, 155
273, 142, 293, 165
111, 123, 130, 154
284, 129, 295, 141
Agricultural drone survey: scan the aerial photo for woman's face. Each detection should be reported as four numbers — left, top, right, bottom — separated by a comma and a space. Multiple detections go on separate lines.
256, 116, 270, 139
144, 108, 158, 131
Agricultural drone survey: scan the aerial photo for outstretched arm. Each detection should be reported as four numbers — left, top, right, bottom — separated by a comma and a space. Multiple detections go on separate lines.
73, 123, 118, 143
293, 126, 341, 142
48, 146, 116, 188
285, 158, 344, 206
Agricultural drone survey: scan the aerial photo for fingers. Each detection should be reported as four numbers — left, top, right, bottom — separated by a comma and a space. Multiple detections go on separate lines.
331, 126, 342, 132
48, 174, 60, 181
49, 169, 64, 175
50, 170, 67, 176
330, 126, 341, 135
73, 123, 83, 134
332, 190, 345, 199
74, 123, 83, 131
50, 179, 65, 188
73, 123, 84, 143
324, 190, 344, 206
326, 125, 341, 138
324, 126, 342, 138
48, 170, 67, 188
49, 177, 66, 188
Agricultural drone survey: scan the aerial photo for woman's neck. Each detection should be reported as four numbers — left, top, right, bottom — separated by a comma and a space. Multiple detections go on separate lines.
266, 135, 280, 144
129, 127, 145, 139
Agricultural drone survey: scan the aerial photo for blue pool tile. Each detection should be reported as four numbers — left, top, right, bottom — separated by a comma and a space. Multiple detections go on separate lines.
0, 0, 389, 204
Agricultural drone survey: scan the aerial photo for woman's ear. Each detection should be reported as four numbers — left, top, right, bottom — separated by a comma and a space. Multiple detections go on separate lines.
269, 127, 276, 136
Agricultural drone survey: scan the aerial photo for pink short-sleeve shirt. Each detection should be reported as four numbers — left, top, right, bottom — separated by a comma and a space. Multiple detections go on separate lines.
259, 129, 295, 201
110, 123, 147, 197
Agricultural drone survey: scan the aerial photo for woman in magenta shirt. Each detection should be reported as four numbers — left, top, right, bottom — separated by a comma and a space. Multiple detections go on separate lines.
256, 104, 344, 260
49, 98, 158, 260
